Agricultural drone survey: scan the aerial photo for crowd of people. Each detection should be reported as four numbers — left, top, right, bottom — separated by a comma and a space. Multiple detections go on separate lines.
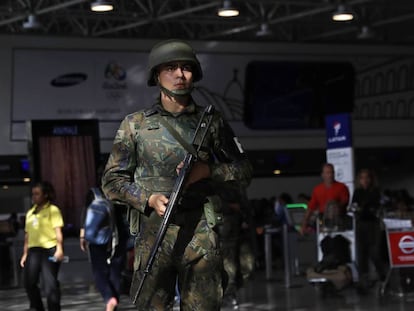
248, 164, 414, 297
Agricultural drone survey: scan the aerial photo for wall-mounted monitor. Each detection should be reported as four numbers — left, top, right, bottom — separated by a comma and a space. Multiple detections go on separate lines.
244, 61, 355, 130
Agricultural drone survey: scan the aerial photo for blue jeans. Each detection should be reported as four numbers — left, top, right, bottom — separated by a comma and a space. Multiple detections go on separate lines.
89, 243, 125, 303
24, 247, 61, 311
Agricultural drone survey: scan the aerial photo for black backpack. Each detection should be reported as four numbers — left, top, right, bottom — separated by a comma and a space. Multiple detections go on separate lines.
84, 187, 117, 249
314, 234, 351, 273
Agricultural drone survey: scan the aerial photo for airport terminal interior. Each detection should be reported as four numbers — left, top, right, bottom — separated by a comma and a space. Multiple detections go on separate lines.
1, 1, 414, 310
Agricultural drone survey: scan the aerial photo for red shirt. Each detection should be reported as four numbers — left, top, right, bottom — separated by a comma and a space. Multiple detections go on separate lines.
308, 181, 350, 213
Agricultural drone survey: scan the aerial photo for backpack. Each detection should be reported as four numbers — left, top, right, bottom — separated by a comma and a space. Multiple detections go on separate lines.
314, 234, 351, 273
84, 187, 117, 247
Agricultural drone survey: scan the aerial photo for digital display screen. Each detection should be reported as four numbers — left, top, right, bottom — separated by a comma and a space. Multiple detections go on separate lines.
244, 61, 354, 129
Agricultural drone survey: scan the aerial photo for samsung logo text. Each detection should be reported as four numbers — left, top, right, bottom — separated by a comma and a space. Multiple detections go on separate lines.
51, 73, 88, 87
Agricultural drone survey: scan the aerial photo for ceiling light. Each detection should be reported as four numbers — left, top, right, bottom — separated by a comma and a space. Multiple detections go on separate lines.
357, 25, 375, 39
22, 14, 41, 29
218, 0, 239, 17
256, 23, 273, 37
91, 0, 114, 12
332, 4, 354, 22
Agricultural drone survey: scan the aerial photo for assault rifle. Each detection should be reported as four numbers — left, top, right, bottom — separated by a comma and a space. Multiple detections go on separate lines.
132, 104, 215, 304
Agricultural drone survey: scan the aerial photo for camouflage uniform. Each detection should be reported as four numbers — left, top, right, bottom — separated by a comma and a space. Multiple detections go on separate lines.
102, 99, 252, 310
213, 181, 255, 309
237, 192, 256, 285
218, 188, 242, 306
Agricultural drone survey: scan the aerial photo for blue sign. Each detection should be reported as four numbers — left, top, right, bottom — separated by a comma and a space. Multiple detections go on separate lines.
325, 113, 352, 149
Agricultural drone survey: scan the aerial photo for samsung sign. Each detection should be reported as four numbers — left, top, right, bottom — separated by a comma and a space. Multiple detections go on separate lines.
50, 73, 88, 87
325, 113, 352, 149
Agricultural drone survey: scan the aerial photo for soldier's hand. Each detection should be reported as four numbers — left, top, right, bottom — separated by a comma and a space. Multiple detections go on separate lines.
148, 193, 169, 217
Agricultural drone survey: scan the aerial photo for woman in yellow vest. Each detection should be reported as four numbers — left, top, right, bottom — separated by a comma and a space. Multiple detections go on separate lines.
20, 181, 64, 311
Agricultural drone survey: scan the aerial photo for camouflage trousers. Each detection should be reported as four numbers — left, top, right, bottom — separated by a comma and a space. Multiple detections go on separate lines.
130, 218, 224, 311
239, 238, 255, 283
220, 215, 241, 296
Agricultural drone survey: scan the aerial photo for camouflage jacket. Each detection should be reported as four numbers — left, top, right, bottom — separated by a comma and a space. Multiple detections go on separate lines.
102, 98, 252, 226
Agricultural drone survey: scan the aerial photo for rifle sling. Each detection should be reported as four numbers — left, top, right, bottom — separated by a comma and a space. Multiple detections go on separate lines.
155, 114, 198, 157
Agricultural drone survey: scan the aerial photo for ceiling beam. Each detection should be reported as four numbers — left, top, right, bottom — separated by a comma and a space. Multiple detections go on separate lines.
304, 11, 414, 41
0, 0, 87, 27
200, 0, 373, 39
93, 1, 221, 36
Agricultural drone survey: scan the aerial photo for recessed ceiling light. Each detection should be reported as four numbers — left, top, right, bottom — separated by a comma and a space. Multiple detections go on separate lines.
332, 4, 354, 22
218, 0, 239, 17
91, 0, 114, 12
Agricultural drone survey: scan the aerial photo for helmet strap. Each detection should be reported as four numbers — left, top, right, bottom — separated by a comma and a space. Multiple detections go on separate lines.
159, 84, 193, 98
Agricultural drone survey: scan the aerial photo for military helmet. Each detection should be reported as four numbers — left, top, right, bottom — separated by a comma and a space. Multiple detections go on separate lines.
147, 39, 203, 86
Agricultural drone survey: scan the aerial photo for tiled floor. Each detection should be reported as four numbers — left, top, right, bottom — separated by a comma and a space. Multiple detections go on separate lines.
3, 235, 414, 310
2, 269, 414, 311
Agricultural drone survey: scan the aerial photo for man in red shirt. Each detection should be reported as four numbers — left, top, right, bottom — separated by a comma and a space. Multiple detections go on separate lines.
300, 163, 349, 234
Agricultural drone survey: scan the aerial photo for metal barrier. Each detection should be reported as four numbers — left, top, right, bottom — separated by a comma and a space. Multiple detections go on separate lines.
264, 224, 302, 288
264, 205, 307, 287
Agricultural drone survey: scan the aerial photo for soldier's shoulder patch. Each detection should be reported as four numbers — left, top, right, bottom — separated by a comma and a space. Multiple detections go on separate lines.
125, 111, 145, 123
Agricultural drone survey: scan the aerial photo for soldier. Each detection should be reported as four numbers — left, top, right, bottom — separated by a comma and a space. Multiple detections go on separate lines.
211, 168, 253, 309
102, 39, 252, 310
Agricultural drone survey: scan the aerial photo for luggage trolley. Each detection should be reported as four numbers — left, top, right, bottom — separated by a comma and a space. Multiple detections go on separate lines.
379, 217, 414, 297
307, 209, 357, 296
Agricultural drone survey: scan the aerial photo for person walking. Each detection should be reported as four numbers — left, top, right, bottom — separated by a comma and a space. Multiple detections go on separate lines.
102, 39, 252, 310
352, 168, 387, 294
80, 187, 128, 311
20, 181, 64, 311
